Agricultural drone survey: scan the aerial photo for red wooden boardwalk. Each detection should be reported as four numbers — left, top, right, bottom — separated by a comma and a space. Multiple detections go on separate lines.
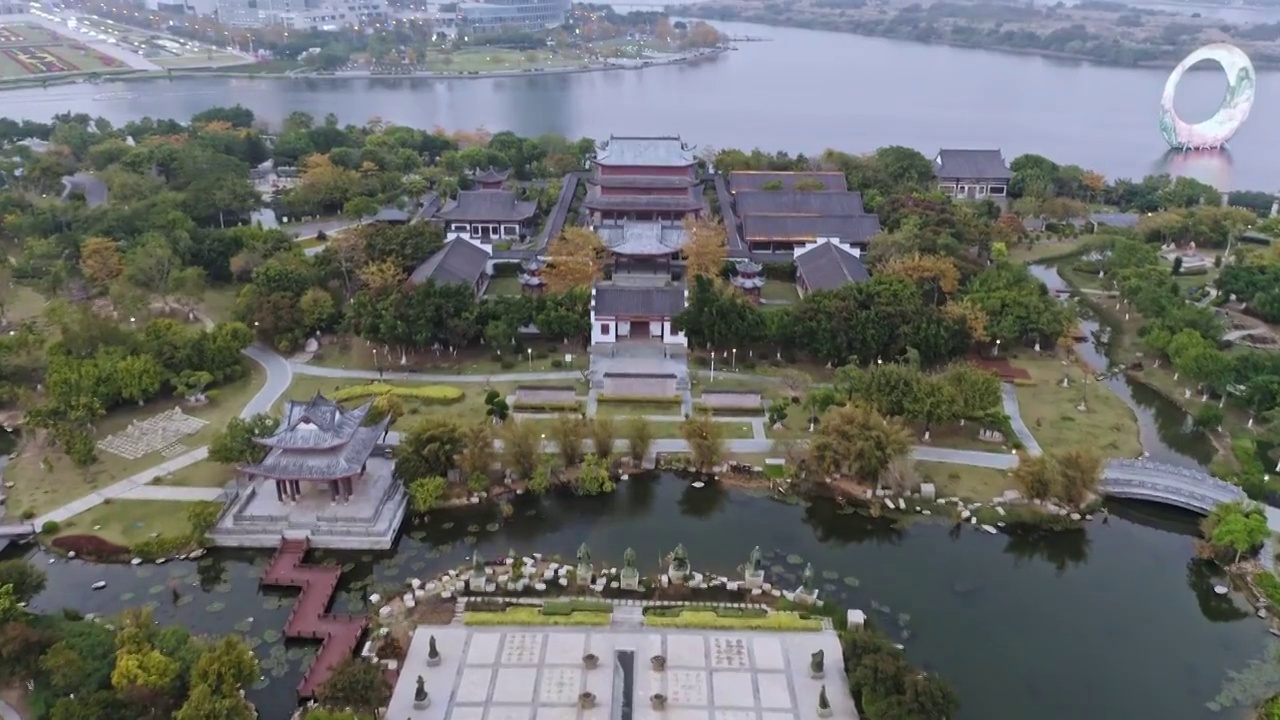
261, 537, 368, 699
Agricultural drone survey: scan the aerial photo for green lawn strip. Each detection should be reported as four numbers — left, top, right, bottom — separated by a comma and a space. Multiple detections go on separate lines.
644, 609, 820, 631
308, 339, 587, 375
198, 285, 238, 323
759, 282, 800, 303
1007, 236, 1090, 264
6, 361, 264, 517
483, 276, 522, 296
153, 460, 232, 488
712, 422, 756, 440
48, 499, 197, 549
595, 402, 683, 418
462, 606, 611, 626
1010, 356, 1141, 457
914, 461, 1015, 502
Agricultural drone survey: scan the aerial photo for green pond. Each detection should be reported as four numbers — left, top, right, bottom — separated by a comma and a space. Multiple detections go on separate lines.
15, 477, 1267, 720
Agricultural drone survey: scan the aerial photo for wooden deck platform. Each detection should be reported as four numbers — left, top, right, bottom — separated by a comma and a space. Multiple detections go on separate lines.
261, 536, 369, 699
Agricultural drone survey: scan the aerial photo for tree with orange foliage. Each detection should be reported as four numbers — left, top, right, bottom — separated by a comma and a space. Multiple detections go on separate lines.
79, 237, 124, 293
994, 213, 1027, 246
542, 228, 605, 293
1081, 171, 1106, 203
681, 215, 728, 282
942, 300, 989, 344
880, 253, 960, 305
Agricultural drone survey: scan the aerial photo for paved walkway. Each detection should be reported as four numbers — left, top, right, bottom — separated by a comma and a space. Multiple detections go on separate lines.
291, 362, 582, 383
0, 698, 20, 720
119, 486, 224, 502
1002, 383, 1043, 456
35, 447, 209, 527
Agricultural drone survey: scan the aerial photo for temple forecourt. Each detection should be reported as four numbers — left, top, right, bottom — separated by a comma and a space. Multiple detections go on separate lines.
388, 624, 858, 720
209, 393, 406, 549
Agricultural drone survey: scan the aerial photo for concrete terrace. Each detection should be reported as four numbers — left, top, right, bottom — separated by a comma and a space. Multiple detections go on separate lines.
261, 536, 370, 699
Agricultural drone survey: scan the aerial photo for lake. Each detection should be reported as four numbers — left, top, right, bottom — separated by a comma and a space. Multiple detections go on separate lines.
2, 19, 1277, 189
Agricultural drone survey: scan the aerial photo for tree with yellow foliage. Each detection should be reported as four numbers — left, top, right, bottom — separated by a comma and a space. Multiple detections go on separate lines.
358, 259, 406, 295
681, 215, 728, 283
542, 227, 605, 293
880, 253, 960, 305
79, 237, 124, 293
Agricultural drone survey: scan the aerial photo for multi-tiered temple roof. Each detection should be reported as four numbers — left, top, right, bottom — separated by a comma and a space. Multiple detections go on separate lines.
243, 394, 389, 481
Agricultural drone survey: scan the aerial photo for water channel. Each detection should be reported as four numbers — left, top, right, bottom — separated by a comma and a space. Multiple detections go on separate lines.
3, 261, 1267, 720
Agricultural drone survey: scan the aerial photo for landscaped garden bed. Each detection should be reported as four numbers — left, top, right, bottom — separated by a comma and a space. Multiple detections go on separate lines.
643, 607, 821, 631
462, 604, 613, 626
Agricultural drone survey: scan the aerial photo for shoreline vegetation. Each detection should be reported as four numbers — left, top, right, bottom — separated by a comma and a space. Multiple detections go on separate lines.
677, 0, 1280, 69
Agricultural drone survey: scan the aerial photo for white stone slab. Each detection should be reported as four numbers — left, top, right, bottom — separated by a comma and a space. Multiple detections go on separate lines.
668, 670, 710, 706
454, 707, 487, 720
467, 633, 502, 665
488, 706, 533, 720
534, 707, 578, 720
757, 672, 793, 710
538, 667, 585, 704
752, 637, 786, 671
715, 711, 758, 720
667, 635, 707, 667
711, 672, 755, 708
501, 632, 544, 665
543, 632, 587, 665
667, 709, 712, 720
709, 636, 750, 669
761, 712, 797, 720
494, 667, 538, 703
458, 667, 494, 704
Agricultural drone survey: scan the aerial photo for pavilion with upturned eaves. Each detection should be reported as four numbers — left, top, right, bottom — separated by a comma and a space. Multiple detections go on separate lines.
242, 394, 389, 505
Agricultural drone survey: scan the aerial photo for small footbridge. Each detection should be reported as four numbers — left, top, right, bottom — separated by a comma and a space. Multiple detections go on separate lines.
1100, 459, 1249, 516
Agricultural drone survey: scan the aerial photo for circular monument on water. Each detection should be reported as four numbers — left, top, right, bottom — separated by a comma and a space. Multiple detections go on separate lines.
1159, 42, 1256, 150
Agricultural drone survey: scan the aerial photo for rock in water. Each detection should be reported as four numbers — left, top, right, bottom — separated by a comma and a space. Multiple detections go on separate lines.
1214, 585, 1229, 596
91, 581, 107, 590
691, 481, 705, 488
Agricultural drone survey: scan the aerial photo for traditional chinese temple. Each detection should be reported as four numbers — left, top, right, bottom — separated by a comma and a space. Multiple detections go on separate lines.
471, 167, 511, 191
585, 136, 703, 224
242, 394, 389, 505
518, 256, 547, 296
729, 258, 766, 302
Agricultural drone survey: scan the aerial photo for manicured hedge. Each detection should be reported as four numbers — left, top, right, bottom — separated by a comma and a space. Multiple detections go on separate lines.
512, 401, 584, 413
644, 605, 766, 619
645, 610, 820, 631
542, 599, 614, 615
694, 404, 764, 416
597, 395, 681, 405
332, 382, 464, 404
463, 606, 612, 626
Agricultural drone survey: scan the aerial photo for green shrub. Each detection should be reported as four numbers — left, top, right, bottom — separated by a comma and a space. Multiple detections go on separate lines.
1257, 571, 1280, 607
464, 607, 611, 626
40, 520, 59, 534
597, 394, 681, 405
550, 358, 564, 368
331, 382, 464, 404
500, 359, 515, 370
643, 606, 765, 619
645, 610, 820, 631
511, 401, 583, 413
542, 599, 614, 616
131, 534, 190, 560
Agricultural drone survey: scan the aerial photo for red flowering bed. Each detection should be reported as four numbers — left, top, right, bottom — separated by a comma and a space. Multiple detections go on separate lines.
51, 534, 129, 561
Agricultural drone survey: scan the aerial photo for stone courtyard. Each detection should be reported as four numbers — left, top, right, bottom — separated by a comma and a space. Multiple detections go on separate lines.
95, 407, 208, 460
387, 625, 857, 720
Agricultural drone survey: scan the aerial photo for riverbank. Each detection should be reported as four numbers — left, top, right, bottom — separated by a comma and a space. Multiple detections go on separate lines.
0, 46, 730, 92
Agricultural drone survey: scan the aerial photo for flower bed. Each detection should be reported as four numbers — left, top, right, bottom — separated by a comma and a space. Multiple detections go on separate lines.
644, 609, 821, 631
331, 382, 463, 404
644, 605, 767, 619
463, 606, 612, 626
542, 599, 614, 615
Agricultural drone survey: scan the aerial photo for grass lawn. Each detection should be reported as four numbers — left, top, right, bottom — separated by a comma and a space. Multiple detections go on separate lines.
596, 401, 683, 418
150, 52, 247, 69
1010, 355, 1141, 457
1008, 236, 1090, 264
199, 285, 239, 323
916, 422, 1010, 452
431, 48, 581, 73
6, 361, 264, 518
153, 460, 232, 487
713, 421, 756, 440
484, 276, 522, 297
5, 283, 48, 322
759, 282, 800, 303
915, 461, 1015, 501
690, 375, 783, 398
309, 338, 588, 375
48, 499, 195, 547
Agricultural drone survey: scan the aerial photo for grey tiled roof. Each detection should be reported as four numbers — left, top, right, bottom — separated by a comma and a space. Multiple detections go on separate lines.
366, 207, 411, 223
728, 171, 848, 193
733, 190, 865, 217
584, 185, 702, 211
472, 167, 511, 184
933, 149, 1013, 181
244, 394, 389, 480
61, 172, 107, 208
408, 239, 491, 287
1089, 212, 1140, 228
590, 175, 697, 188
597, 221, 689, 256
595, 136, 697, 167
742, 214, 881, 244
593, 284, 686, 317
796, 243, 870, 292
437, 190, 536, 222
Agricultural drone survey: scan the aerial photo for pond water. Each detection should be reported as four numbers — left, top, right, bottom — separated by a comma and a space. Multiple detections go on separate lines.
8, 264, 1266, 720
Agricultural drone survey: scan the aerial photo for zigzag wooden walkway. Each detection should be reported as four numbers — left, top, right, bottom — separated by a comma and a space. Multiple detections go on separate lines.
261, 536, 368, 699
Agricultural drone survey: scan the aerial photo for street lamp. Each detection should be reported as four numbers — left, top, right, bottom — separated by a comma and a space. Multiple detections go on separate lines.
527, 347, 532, 370
994, 339, 1002, 357
731, 348, 737, 372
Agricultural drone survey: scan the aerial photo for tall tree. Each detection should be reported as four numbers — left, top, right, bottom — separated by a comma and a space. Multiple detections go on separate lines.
810, 404, 912, 481
680, 414, 724, 473
79, 237, 124, 293
541, 227, 605, 293
682, 215, 728, 282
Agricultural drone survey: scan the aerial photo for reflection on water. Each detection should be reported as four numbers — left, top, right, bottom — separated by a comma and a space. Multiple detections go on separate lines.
1154, 147, 1235, 190
11, 476, 1265, 720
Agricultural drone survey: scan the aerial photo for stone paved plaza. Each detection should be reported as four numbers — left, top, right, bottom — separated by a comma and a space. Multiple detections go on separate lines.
387, 626, 858, 720
96, 407, 208, 460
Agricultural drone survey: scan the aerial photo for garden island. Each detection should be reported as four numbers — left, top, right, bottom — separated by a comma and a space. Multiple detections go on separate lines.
1, 108, 1280, 720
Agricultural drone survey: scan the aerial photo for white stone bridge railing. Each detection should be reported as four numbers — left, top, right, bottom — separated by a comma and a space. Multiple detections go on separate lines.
1100, 459, 1248, 515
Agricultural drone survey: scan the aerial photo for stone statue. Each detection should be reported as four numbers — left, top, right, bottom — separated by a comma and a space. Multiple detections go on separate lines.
429, 635, 439, 659
670, 544, 689, 572
472, 552, 484, 573
620, 547, 640, 591
623, 547, 636, 570
801, 563, 815, 591
817, 684, 831, 718
415, 676, 428, 702
577, 543, 591, 565
810, 650, 824, 678
748, 546, 762, 574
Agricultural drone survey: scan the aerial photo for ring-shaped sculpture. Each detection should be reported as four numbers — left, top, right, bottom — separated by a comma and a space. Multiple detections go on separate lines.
1160, 42, 1255, 150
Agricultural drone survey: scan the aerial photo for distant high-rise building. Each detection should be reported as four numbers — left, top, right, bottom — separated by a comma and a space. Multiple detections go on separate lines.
456, 0, 568, 36
216, 0, 382, 28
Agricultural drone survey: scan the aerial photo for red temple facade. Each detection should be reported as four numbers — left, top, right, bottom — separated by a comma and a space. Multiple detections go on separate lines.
584, 136, 703, 224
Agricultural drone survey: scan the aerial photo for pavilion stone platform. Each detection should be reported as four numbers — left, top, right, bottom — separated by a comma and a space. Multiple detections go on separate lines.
388, 625, 858, 720
208, 456, 406, 550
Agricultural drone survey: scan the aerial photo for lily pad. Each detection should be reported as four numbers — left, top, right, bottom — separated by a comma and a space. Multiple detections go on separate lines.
843, 576, 861, 587
360, 554, 374, 563
136, 567, 154, 578
770, 564, 786, 574
149, 584, 166, 595
206, 601, 225, 613
485, 522, 500, 532
263, 629, 282, 643
822, 570, 839, 580
251, 676, 270, 691
785, 554, 804, 565
176, 595, 193, 607
463, 535, 478, 545
119, 592, 135, 602
271, 664, 288, 678
234, 619, 253, 632
342, 562, 356, 572
441, 522, 454, 529
246, 637, 263, 650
